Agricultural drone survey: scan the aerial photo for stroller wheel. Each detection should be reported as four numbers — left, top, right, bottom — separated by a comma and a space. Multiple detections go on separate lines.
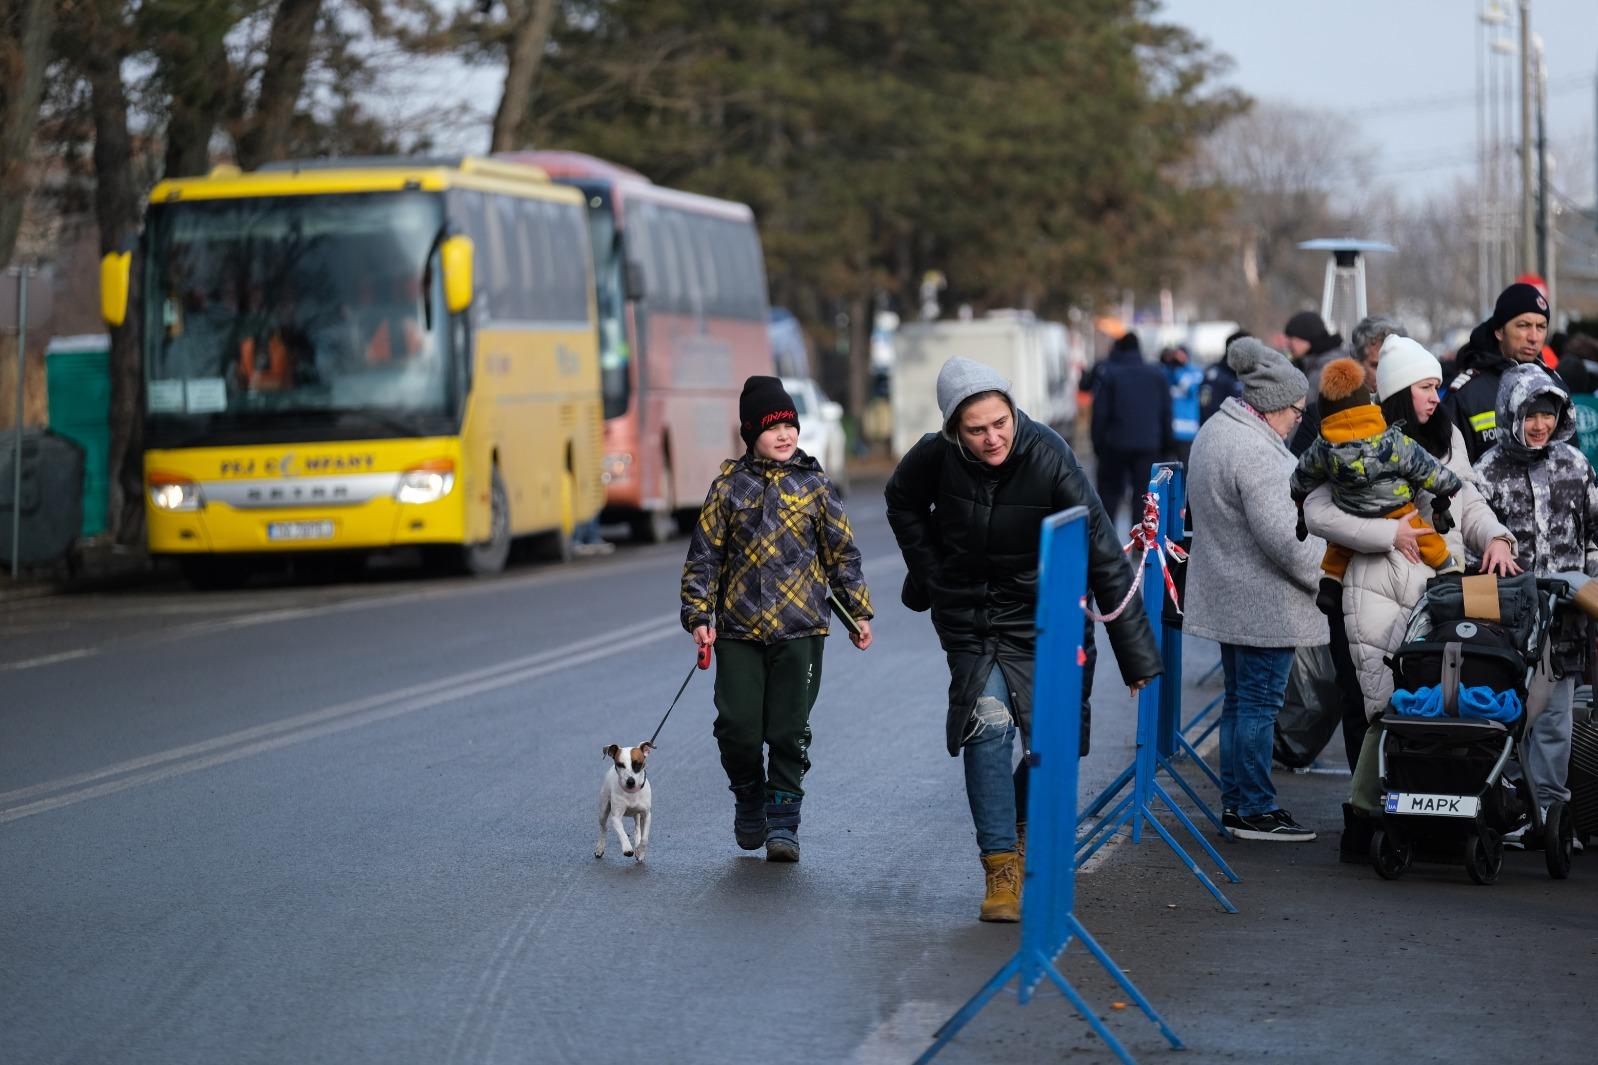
1465, 827, 1503, 886
1544, 801, 1573, 880
1369, 828, 1412, 880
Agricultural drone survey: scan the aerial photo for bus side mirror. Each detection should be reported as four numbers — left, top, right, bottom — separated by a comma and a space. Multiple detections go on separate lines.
625, 258, 647, 301
441, 234, 475, 315
100, 251, 131, 327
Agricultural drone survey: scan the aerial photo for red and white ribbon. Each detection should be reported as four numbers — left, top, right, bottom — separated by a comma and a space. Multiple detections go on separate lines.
1083, 467, 1186, 624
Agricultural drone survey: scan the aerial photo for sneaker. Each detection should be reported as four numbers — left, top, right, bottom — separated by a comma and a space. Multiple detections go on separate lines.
1224, 808, 1317, 842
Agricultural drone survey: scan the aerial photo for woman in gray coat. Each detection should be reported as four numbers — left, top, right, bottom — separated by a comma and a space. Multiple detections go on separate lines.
1184, 338, 1328, 841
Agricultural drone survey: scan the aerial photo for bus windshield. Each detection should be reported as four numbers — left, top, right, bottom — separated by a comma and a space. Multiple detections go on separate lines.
143, 192, 456, 442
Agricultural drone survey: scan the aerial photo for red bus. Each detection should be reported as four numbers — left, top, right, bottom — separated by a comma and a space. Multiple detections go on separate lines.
498, 151, 774, 541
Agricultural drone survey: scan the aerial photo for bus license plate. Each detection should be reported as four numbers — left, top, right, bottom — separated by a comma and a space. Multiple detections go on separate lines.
1384, 792, 1479, 818
268, 520, 335, 542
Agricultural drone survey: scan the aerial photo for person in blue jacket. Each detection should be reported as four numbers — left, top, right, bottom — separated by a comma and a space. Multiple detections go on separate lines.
1164, 344, 1204, 467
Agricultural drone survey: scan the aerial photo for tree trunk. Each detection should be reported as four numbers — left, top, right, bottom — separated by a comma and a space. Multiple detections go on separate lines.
0, 0, 56, 271
236, 0, 320, 170
160, 27, 232, 178
490, 0, 558, 153
79, 1, 145, 544
847, 288, 869, 426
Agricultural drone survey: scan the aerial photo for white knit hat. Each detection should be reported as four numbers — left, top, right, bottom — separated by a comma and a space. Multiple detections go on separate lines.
1375, 336, 1444, 402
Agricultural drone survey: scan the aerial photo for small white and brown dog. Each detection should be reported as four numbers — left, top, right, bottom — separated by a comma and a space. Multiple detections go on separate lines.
595, 741, 653, 862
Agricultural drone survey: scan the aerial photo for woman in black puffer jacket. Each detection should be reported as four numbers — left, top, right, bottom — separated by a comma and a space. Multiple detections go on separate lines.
886, 357, 1162, 922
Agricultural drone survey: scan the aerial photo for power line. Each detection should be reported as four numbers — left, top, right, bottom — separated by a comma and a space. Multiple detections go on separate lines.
1341, 73, 1596, 119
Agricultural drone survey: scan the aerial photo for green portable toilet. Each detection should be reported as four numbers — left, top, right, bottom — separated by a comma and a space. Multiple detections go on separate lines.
45, 335, 111, 537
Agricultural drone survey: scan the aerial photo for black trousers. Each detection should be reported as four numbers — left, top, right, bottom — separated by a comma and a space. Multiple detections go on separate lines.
1322, 593, 1367, 770
1096, 448, 1160, 527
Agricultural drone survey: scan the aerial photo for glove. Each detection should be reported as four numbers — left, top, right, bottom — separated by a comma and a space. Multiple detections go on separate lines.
1430, 494, 1455, 536
1294, 502, 1309, 542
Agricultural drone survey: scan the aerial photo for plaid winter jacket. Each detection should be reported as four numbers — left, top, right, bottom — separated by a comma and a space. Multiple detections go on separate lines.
1475, 364, 1598, 675
681, 451, 872, 644
1290, 406, 1462, 517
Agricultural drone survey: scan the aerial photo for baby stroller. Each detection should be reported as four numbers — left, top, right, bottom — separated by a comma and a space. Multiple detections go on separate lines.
1370, 572, 1575, 884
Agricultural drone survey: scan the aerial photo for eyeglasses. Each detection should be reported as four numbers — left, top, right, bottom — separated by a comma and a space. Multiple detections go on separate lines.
1289, 403, 1307, 418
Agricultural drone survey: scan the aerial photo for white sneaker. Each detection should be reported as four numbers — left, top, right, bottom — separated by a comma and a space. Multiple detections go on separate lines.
1503, 819, 1531, 850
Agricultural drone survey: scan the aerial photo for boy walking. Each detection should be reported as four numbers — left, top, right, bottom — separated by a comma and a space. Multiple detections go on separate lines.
682, 376, 873, 862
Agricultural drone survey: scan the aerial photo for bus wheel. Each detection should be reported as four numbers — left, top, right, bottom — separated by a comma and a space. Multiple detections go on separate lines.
463, 469, 512, 576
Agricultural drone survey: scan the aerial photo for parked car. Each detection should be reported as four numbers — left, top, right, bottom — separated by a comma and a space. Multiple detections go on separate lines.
782, 376, 849, 494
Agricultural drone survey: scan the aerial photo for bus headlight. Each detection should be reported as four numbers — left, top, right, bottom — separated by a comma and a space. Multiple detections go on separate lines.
149, 474, 203, 511
395, 459, 456, 504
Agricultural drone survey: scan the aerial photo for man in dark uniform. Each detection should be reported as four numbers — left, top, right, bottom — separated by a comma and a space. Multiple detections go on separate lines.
1443, 282, 1558, 463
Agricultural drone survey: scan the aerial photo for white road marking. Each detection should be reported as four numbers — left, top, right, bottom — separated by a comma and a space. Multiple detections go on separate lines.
0, 552, 904, 822
0, 648, 98, 672
0, 612, 679, 823
0, 551, 677, 673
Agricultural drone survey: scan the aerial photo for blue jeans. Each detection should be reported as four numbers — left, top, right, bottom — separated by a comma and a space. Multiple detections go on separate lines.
962, 667, 1026, 855
1218, 644, 1295, 818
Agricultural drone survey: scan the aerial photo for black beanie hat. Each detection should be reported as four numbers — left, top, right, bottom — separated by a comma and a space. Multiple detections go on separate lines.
1492, 282, 1550, 329
1524, 393, 1561, 418
739, 375, 799, 448
1284, 311, 1329, 343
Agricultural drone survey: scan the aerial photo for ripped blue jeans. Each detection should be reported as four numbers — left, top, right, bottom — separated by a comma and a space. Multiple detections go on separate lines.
962, 666, 1028, 856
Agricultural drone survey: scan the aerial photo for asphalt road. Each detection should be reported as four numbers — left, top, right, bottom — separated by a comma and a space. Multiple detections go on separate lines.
3, 481, 1594, 1064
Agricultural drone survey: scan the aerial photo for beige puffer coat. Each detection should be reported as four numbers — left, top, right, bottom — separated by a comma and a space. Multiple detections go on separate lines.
1302, 425, 1514, 720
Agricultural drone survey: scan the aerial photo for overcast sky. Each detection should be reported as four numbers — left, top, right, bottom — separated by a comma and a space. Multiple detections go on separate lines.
1157, 0, 1597, 206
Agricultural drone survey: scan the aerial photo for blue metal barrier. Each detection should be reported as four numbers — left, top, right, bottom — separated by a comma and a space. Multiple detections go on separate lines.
916, 506, 1182, 1065
1075, 463, 1239, 913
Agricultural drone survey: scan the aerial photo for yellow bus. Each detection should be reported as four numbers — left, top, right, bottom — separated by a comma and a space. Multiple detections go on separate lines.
101, 156, 604, 585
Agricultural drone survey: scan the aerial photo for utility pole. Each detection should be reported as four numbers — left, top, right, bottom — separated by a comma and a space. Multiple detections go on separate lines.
1534, 35, 1549, 290
1519, 0, 1535, 274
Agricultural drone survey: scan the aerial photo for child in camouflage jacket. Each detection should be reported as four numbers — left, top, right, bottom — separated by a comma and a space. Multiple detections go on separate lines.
1291, 357, 1463, 611
681, 376, 872, 863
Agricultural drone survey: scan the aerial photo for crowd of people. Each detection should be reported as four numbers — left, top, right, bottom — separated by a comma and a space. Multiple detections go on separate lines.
671, 282, 1595, 925
1163, 283, 1594, 853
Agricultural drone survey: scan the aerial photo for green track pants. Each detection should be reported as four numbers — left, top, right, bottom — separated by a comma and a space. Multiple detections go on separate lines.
712, 636, 824, 798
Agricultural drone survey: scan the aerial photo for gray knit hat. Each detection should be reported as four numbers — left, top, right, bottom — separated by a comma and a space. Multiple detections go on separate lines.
1227, 337, 1306, 413
936, 356, 1013, 434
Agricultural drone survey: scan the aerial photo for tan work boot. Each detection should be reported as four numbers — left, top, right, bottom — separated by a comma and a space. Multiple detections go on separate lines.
978, 850, 1021, 922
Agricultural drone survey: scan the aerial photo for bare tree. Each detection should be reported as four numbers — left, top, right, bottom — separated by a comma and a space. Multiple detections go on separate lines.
64, 0, 146, 542
1377, 182, 1481, 344
0, 0, 56, 271
235, 0, 322, 170
490, 0, 557, 151
1183, 101, 1374, 332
